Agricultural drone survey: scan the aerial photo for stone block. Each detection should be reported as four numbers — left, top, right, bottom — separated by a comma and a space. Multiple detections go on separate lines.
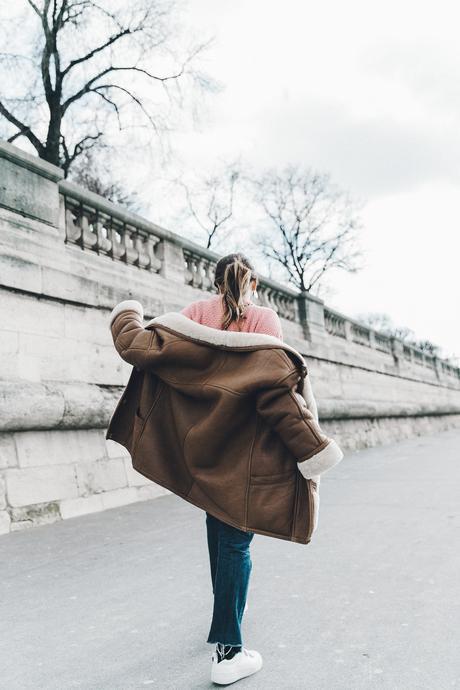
0, 253, 43, 294
76, 458, 127, 496
0, 353, 42, 382
57, 384, 118, 430
5, 465, 78, 507
123, 458, 151, 487
0, 475, 5, 509
0, 141, 62, 225
1, 290, 65, 338
0, 381, 120, 433
64, 344, 123, 386
17, 331, 123, 384
9, 501, 61, 527
106, 439, 130, 459
64, 303, 113, 346
100, 487, 138, 510
137, 484, 171, 501
60, 494, 104, 520
41, 264, 100, 306
0, 435, 17, 469
10, 520, 35, 532
0, 510, 11, 535
0, 330, 19, 355
17, 332, 69, 381
14, 429, 107, 468
157, 239, 185, 282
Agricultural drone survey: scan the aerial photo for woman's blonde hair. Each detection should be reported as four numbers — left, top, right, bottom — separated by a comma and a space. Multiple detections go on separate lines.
214, 253, 258, 330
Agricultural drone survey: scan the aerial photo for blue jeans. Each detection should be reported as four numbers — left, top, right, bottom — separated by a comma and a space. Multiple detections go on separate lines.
205, 511, 255, 647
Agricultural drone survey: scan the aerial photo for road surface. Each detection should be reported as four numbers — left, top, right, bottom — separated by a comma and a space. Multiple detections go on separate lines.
1, 428, 459, 689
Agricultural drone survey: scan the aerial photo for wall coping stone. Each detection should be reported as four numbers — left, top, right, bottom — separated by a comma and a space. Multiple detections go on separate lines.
0, 140, 63, 182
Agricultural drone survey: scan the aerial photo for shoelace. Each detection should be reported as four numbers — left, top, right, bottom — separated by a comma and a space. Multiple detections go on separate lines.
215, 644, 254, 660
216, 643, 238, 658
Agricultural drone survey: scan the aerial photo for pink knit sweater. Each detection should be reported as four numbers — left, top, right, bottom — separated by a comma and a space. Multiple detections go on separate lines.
180, 293, 284, 340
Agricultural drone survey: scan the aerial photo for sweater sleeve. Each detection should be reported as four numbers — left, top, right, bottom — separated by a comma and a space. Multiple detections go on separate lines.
256, 308, 284, 340
180, 302, 200, 320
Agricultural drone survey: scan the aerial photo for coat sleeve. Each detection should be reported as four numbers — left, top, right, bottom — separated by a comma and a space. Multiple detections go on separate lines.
109, 300, 159, 370
255, 367, 343, 479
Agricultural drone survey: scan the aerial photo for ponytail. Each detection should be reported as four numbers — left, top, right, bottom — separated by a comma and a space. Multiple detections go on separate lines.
214, 253, 258, 330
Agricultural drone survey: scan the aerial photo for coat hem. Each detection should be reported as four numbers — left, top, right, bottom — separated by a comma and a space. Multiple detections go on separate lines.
132, 460, 311, 545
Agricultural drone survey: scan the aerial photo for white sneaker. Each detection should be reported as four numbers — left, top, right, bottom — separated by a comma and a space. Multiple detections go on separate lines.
211, 646, 263, 685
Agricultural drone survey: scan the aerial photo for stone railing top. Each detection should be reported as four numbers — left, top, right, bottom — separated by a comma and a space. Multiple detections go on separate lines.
324, 305, 454, 366
60, 179, 303, 303
324, 305, 375, 332
61, 179, 218, 259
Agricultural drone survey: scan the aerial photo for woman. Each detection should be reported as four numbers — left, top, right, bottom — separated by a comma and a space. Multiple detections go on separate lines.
180, 252, 281, 684
106, 252, 343, 686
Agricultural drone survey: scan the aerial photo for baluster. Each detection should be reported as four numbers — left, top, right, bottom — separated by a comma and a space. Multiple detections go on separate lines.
124, 227, 139, 265
183, 252, 194, 284
65, 206, 82, 243
145, 235, 162, 272
191, 255, 201, 288
110, 225, 126, 261
134, 233, 150, 269
81, 212, 97, 250
96, 216, 112, 254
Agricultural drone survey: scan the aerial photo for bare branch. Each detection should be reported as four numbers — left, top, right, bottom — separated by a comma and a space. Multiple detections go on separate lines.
91, 86, 122, 129
170, 164, 240, 249
1, 0, 216, 173
26, 0, 43, 18
60, 130, 104, 174
251, 165, 362, 292
61, 28, 132, 77
61, 61, 190, 114
0, 100, 43, 153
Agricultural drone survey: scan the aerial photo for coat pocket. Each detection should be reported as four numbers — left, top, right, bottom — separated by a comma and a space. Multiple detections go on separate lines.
247, 474, 297, 537
131, 407, 147, 458
250, 469, 295, 485
131, 379, 165, 456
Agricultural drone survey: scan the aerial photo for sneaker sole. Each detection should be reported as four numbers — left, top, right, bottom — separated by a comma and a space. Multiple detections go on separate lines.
211, 657, 263, 685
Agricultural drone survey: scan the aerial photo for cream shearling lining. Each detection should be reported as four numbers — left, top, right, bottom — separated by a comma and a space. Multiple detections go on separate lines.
297, 439, 344, 480
110, 300, 143, 324
147, 311, 308, 369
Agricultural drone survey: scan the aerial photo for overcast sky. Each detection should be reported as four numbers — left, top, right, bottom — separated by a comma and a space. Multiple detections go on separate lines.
144, 0, 459, 359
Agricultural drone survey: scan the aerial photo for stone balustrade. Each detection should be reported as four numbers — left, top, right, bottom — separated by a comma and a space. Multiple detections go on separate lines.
55, 177, 458, 381
61, 183, 302, 324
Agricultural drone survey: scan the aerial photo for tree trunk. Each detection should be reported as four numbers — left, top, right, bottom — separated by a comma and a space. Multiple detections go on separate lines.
43, 101, 62, 167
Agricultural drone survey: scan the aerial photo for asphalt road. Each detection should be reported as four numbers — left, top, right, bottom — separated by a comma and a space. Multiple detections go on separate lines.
1, 428, 459, 690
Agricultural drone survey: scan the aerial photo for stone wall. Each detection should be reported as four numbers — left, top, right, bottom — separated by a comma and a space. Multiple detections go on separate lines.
1, 140, 459, 535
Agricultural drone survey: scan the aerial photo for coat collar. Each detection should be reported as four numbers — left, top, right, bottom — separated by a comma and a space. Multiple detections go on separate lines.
146, 312, 307, 373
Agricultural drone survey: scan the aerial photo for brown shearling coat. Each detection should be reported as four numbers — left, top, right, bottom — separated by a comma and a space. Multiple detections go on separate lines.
106, 300, 344, 545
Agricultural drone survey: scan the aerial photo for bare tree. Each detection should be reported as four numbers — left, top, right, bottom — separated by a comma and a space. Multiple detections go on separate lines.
407, 339, 442, 356
250, 165, 363, 293
355, 312, 415, 341
356, 312, 444, 355
70, 148, 140, 210
173, 161, 241, 249
0, 0, 216, 176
